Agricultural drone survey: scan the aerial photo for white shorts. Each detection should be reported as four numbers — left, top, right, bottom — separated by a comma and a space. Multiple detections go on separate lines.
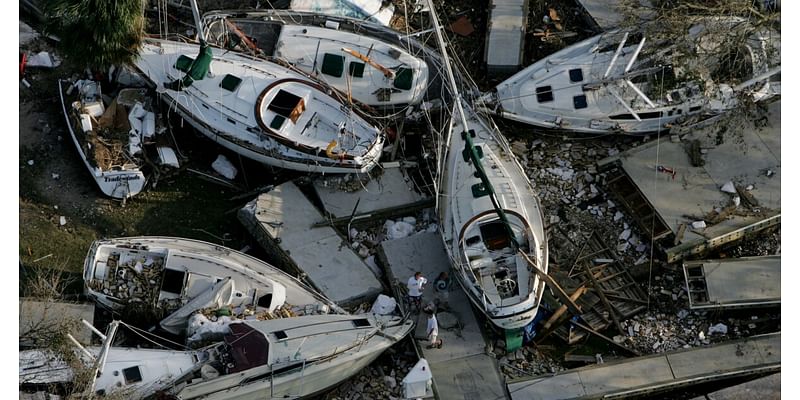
429, 333, 438, 344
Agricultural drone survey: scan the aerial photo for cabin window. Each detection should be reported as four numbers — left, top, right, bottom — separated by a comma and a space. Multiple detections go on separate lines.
257, 294, 273, 308
569, 69, 583, 83
689, 105, 701, 112
268, 90, 305, 123
610, 111, 663, 120
274, 331, 288, 340
349, 62, 366, 78
175, 55, 194, 72
535, 86, 553, 103
466, 236, 482, 246
668, 110, 674, 116
321, 53, 345, 77
352, 319, 371, 328
161, 269, 186, 295
393, 68, 414, 90
220, 74, 242, 92
270, 115, 286, 130
573, 95, 587, 109
471, 183, 491, 198
122, 366, 143, 385
479, 222, 512, 250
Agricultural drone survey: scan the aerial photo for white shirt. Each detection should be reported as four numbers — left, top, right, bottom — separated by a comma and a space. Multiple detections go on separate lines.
407, 276, 427, 297
426, 315, 439, 337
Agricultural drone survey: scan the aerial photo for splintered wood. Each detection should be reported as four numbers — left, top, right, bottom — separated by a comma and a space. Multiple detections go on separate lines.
541, 231, 647, 345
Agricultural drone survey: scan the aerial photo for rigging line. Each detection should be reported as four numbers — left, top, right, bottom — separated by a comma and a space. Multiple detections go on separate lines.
646, 65, 666, 312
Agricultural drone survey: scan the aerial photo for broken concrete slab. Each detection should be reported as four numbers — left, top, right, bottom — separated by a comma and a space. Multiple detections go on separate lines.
238, 183, 383, 307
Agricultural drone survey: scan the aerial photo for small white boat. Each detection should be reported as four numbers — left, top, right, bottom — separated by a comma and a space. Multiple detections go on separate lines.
203, 10, 431, 109
29, 314, 413, 399
426, 1, 548, 330
57, 80, 178, 199
83, 236, 342, 334
479, 17, 781, 135
134, 37, 385, 174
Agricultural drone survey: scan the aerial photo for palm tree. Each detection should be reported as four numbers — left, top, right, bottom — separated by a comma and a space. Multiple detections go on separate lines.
42, 0, 146, 69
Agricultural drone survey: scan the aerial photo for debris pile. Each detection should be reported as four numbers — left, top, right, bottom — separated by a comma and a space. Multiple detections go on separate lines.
494, 344, 565, 378
86, 252, 164, 305
324, 358, 413, 400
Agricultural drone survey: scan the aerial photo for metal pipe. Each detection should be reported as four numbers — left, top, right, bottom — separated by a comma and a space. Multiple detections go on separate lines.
604, 32, 629, 78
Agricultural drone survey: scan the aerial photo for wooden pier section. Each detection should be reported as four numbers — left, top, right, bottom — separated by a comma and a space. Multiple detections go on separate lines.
507, 332, 780, 400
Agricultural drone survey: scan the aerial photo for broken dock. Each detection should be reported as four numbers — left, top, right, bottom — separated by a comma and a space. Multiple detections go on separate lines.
599, 101, 781, 263
484, 0, 528, 75
684, 255, 780, 310
379, 232, 508, 400
508, 332, 780, 399
238, 182, 383, 307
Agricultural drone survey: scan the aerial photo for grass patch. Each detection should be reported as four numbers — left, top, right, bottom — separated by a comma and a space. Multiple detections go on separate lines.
19, 200, 98, 272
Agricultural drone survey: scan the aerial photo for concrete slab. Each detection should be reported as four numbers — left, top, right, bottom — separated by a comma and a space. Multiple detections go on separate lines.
507, 333, 780, 400
684, 256, 780, 309
379, 232, 508, 400
239, 183, 383, 307
313, 168, 429, 219
578, 356, 673, 393
508, 374, 586, 400
485, 0, 528, 74
601, 101, 781, 262
19, 300, 95, 346
706, 373, 780, 400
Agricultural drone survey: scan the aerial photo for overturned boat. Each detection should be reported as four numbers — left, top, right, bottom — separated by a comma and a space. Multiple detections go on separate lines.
203, 10, 432, 109
134, 36, 385, 174
428, 3, 548, 330
479, 17, 781, 134
34, 314, 412, 399
57, 79, 180, 199
83, 236, 342, 334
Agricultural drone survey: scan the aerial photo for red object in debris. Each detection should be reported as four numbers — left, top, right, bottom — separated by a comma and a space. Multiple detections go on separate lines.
386, 126, 398, 142
449, 15, 475, 37
19, 52, 27, 80
656, 165, 677, 180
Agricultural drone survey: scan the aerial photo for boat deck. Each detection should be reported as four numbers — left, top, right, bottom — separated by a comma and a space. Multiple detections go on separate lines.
238, 182, 383, 307
378, 232, 508, 400
683, 255, 781, 310
598, 101, 781, 262
507, 332, 781, 400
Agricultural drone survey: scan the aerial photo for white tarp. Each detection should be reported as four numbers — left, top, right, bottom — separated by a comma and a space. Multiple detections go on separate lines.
402, 358, 433, 399
160, 278, 235, 335
370, 294, 397, 315
291, 0, 395, 26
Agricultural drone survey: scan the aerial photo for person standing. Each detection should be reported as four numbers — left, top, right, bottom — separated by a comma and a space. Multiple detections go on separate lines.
407, 271, 427, 312
425, 310, 443, 349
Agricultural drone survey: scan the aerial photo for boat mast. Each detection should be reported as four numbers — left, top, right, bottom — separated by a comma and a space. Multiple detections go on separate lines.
425, 0, 518, 249
190, 0, 205, 44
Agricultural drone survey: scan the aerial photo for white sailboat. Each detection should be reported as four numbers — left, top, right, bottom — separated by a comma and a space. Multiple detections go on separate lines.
83, 236, 342, 334
427, 0, 548, 330
133, 2, 385, 174
27, 314, 413, 399
479, 17, 780, 135
203, 10, 431, 109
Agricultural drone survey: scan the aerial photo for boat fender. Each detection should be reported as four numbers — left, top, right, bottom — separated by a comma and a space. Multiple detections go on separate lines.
325, 140, 347, 160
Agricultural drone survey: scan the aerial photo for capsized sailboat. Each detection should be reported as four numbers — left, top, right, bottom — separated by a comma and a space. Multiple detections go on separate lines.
427, 0, 548, 330
83, 237, 342, 334
479, 17, 780, 134
203, 10, 432, 109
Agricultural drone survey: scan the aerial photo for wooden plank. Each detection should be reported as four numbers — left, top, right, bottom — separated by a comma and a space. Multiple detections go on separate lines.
520, 251, 582, 315
572, 320, 641, 357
